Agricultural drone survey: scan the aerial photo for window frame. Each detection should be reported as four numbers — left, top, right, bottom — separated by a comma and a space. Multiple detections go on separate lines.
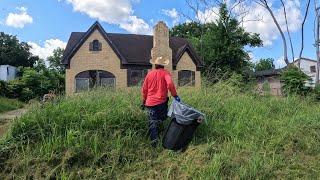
178, 70, 195, 87
75, 78, 90, 93
127, 69, 148, 87
310, 65, 316, 73
89, 39, 102, 51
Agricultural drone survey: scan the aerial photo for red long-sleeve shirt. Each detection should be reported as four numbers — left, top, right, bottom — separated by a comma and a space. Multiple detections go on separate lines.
142, 69, 177, 107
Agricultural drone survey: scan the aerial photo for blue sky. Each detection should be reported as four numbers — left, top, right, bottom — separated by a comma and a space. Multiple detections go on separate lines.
0, 0, 317, 68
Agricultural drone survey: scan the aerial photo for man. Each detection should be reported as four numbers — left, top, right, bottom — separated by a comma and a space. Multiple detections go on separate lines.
141, 56, 181, 147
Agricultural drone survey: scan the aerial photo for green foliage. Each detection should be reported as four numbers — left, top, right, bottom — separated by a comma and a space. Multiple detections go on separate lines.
281, 66, 310, 95
0, 32, 39, 67
0, 97, 24, 113
1, 86, 320, 179
48, 48, 65, 74
255, 58, 275, 71
0, 81, 7, 97
1, 67, 65, 101
313, 84, 320, 100
170, 3, 262, 77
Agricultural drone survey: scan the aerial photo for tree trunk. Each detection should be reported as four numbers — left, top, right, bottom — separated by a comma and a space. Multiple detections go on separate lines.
299, 0, 311, 68
280, 0, 295, 63
262, 1, 289, 65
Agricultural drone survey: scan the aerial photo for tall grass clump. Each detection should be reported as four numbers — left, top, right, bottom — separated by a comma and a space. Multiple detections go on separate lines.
0, 97, 24, 113
1, 84, 320, 179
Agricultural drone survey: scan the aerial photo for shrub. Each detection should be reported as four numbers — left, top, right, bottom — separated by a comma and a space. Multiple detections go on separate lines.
313, 84, 320, 100
19, 88, 34, 102
6, 79, 25, 99
280, 65, 310, 95
0, 67, 65, 102
0, 80, 7, 97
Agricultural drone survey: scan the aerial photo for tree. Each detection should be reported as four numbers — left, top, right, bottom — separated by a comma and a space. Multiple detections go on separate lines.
171, 3, 262, 76
254, 58, 275, 71
0, 32, 37, 67
281, 65, 310, 95
48, 48, 65, 74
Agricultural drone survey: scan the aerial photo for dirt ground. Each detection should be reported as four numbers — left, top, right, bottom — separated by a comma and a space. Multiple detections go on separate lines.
0, 108, 28, 137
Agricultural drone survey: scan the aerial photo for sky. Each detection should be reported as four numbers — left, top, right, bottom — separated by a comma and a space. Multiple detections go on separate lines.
0, 0, 318, 68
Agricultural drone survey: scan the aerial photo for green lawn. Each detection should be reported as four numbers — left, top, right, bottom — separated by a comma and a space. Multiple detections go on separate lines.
0, 97, 24, 113
0, 84, 320, 179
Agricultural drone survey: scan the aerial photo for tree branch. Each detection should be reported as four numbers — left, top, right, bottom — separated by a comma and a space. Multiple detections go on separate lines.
298, 0, 311, 68
280, 0, 295, 62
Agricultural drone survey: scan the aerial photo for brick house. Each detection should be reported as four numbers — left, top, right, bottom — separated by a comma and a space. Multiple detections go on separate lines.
62, 21, 203, 95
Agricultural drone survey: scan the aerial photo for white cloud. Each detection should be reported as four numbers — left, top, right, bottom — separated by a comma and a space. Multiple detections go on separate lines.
28, 39, 67, 63
162, 8, 180, 25
197, 1, 302, 46
65, 0, 152, 34
5, 7, 33, 28
197, 7, 219, 24
274, 56, 287, 68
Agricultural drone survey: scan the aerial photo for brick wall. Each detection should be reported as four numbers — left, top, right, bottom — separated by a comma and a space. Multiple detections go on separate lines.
65, 29, 127, 95
174, 52, 201, 88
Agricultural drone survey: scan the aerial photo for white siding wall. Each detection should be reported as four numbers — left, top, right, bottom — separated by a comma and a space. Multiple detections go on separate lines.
0, 65, 17, 81
293, 60, 318, 87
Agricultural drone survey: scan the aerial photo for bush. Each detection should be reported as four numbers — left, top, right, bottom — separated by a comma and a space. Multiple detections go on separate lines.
280, 66, 310, 95
0, 80, 7, 97
313, 84, 320, 100
0, 67, 65, 102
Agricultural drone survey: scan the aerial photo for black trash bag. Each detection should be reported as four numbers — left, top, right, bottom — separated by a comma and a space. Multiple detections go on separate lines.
163, 100, 205, 151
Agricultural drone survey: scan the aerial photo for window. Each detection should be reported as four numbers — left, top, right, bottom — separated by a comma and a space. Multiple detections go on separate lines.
127, 69, 148, 86
101, 78, 116, 87
310, 66, 316, 73
89, 40, 102, 51
75, 70, 116, 92
75, 78, 89, 92
178, 70, 195, 87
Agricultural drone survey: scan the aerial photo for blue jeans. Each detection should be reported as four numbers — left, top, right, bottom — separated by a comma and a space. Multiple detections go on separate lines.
146, 99, 169, 142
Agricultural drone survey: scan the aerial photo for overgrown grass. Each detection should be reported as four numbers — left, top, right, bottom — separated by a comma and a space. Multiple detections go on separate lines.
0, 97, 24, 113
0, 84, 320, 179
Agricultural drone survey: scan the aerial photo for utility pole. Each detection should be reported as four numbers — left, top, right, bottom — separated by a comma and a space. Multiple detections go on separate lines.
315, 0, 320, 85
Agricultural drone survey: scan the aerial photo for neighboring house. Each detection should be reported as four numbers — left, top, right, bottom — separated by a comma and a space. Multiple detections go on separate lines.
0, 65, 17, 81
254, 69, 283, 96
62, 21, 203, 95
254, 57, 319, 96
292, 58, 319, 87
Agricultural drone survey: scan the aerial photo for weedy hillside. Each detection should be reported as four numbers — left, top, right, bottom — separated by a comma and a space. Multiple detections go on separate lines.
0, 83, 320, 179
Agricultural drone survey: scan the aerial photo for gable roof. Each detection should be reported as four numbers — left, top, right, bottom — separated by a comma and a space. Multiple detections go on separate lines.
292, 57, 317, 64
62, 21, 203, 69
253, 68, 283, 77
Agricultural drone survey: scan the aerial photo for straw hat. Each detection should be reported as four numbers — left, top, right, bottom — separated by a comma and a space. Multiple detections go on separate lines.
150, 56, 169, 66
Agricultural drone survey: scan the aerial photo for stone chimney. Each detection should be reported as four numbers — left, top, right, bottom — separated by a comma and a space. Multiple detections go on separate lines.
151, 21, 172, 71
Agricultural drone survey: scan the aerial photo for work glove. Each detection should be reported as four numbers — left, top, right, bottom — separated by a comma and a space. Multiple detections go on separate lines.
174, 96, 181, 102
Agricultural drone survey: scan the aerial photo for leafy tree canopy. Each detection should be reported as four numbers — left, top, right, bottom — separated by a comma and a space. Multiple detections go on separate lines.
254, 58, 275, 71
0, 32, 38, 67
170, 3, 262, 76
48, 48, 65, 74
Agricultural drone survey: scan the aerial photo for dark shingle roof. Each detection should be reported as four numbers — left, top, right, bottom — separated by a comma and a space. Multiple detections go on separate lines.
253, 68, 283, 77
61, 21, 203, 69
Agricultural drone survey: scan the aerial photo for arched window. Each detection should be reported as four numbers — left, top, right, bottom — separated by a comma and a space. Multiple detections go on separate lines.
75, 70, 116, 92
178, 70, 195, 87
89, 40, 102, 51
